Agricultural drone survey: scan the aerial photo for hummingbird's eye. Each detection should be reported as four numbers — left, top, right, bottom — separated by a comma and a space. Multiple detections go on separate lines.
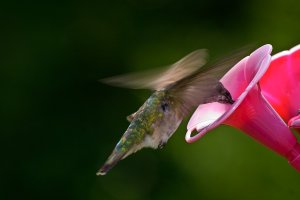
161, 103, 169, 112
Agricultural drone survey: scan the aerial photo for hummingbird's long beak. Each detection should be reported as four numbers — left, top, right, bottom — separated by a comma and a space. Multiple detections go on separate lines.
96, 149, 126, 176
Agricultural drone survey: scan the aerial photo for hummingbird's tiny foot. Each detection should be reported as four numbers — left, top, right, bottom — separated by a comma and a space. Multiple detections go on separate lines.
158, 141, 166, 149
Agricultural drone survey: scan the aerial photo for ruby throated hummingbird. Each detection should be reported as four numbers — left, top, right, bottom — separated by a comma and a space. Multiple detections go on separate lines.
97, 49, 244, 175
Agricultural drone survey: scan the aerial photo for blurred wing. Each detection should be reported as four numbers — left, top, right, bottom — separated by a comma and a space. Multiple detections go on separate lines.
169, 48, 250, 115
101, 49, 208, 90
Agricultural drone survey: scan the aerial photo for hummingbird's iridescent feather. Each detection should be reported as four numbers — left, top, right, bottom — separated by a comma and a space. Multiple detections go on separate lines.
101, 49, 208, 90
98, 90, 182, 175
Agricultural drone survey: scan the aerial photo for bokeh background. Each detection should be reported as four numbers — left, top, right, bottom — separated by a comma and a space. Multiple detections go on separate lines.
2, 0, 300, 199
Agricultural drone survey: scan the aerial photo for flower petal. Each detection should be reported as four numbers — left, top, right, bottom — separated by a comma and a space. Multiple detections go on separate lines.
261, 45, 300, 122
186, 44, 272, 143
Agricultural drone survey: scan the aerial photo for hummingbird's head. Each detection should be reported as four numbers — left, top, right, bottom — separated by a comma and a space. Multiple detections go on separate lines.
97, 91, 184, 175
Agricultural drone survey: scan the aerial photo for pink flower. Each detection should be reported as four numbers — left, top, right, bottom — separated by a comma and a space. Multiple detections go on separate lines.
186, 44, 300, 172
260, 45, 300, 130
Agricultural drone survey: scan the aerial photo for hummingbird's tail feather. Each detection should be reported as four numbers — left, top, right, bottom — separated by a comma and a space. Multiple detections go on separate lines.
96, 149, 126, 176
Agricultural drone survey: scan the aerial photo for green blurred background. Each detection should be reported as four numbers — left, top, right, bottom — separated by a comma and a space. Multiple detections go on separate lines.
2, 0, 300, 199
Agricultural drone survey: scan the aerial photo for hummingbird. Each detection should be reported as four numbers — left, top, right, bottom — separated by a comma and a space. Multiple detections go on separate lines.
97, 48, 246, 175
